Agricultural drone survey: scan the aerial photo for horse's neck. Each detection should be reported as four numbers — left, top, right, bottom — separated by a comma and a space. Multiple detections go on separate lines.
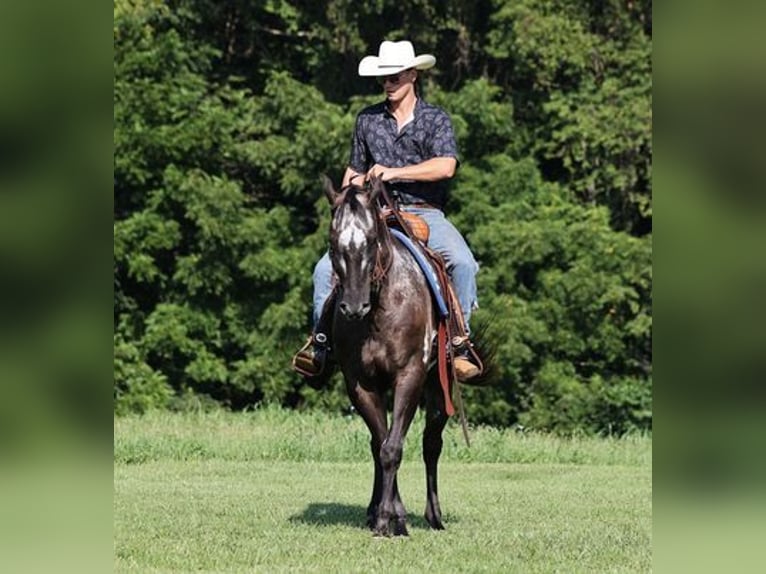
379, 240, 425, 298
377, 242, 437, 341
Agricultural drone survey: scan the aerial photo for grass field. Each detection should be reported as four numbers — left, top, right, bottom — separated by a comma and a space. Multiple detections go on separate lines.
114, 407, 652, 573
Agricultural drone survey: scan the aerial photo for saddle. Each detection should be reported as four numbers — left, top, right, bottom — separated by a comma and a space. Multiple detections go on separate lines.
385, 210, 430, 243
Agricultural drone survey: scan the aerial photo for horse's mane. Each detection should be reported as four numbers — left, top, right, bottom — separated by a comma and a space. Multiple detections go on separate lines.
340, 183, 376, 209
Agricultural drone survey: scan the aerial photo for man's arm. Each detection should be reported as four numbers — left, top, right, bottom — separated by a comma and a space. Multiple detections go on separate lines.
366, 157, 457, 183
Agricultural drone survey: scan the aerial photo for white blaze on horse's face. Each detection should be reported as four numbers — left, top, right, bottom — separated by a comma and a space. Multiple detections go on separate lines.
331, 192, 379, 320
337, 220, 366, 252
334, 201, 377, 272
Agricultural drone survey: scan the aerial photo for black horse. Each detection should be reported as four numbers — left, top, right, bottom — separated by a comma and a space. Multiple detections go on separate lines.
323, 175, 463, 536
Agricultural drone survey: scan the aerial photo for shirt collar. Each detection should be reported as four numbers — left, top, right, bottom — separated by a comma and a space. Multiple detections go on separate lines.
384, 97, 423, 121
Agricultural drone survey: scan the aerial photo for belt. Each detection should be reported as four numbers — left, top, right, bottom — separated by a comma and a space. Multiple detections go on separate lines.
401, 202, 441, 210
391, 188, 442, 210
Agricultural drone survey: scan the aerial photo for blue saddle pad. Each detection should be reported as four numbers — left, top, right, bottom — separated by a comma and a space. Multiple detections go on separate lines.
389, 228, 449, 319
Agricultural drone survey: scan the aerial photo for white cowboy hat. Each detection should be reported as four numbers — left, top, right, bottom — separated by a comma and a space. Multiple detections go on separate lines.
358, 40, 436, 77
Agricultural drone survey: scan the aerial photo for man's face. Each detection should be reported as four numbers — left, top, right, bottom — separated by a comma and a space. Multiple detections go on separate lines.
377, 69, 416, 101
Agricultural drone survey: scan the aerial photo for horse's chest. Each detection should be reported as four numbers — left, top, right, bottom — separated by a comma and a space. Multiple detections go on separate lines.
359, 338, 389, 375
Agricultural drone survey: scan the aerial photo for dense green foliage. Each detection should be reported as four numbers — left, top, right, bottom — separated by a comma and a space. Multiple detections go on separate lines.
114, 0, 652, 434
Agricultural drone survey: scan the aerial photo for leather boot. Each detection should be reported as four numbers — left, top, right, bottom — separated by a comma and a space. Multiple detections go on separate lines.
451, 336, 482, 383
292, 289, 337, 387
292, 333, 329, 378
453, 353, 481, 382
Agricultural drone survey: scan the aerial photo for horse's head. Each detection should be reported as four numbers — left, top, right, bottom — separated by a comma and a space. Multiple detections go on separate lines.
324, 175, 386, 321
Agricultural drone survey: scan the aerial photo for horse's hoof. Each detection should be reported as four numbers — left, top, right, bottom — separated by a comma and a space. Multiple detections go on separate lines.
425, 513, 445, 530
373, 517, 393, 537
393, 520, 409, 536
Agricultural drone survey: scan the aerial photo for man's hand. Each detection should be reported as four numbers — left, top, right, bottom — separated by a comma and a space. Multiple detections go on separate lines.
365, 157, 456, 183
341, 167, 363, 187
366, 164, 398, 182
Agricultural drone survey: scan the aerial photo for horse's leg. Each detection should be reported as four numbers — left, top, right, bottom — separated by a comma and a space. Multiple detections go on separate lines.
374, 370, 422, 537
367, 431, 386, 529
423, 380, 449, 529
345, 379, 387, 529
391, 477, 407, 536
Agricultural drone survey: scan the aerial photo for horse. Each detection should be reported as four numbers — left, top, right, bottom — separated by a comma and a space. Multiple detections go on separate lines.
323, 174, 455, 537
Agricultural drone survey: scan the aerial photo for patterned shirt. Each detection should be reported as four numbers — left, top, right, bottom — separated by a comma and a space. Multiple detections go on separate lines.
348, 98, 459, 209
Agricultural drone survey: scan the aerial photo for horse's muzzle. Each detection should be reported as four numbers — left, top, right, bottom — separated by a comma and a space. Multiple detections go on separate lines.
339, 300, 372, 320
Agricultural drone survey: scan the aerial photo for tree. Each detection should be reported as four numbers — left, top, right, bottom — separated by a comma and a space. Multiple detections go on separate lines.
114, 0, 652, 434
485, 0, 651, 233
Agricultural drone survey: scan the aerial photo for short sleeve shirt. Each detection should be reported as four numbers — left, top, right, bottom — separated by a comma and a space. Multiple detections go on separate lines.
348, 98, 459, 208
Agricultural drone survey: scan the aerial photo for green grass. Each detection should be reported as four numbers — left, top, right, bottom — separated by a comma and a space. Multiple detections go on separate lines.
114, 407, 651, 573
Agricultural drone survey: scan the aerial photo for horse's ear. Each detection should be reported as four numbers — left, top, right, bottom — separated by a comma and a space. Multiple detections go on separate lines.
368, 175, 384, 203
321, 174, 340, 206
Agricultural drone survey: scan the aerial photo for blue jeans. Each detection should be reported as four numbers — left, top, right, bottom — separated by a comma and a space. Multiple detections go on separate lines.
313, 207, 479, 333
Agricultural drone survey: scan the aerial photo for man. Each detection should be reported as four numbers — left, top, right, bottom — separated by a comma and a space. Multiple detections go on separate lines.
293, 40, 481, 383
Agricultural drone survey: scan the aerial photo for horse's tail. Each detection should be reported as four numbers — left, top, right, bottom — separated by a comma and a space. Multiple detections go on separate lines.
465, 318, 499, 386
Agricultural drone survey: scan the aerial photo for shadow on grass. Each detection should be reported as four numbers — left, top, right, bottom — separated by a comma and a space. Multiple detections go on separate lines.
289, 502, 458, 531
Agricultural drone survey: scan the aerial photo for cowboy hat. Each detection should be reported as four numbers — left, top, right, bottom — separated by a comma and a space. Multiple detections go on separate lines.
358, 40, 436, 77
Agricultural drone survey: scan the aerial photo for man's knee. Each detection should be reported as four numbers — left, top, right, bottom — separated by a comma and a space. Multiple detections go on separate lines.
313, 252, 333, 283
449, 252, 479, 278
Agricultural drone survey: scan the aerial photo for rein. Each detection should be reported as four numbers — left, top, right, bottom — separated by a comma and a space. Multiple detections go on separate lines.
372, 209, 394, 287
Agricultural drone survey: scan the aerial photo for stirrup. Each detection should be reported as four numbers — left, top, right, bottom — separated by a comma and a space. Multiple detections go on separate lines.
451, 335, 470, 350
292, 333, 328, 378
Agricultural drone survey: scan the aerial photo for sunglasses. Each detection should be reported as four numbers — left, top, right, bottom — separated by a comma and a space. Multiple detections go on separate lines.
376, 70, 411, 85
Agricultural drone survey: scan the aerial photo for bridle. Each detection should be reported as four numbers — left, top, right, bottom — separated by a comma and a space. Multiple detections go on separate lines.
331, 181, 394, 292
